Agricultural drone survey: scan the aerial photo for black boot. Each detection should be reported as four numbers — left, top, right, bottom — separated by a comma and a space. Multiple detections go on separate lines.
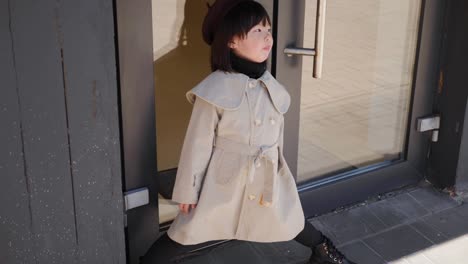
309, 236, 357, 264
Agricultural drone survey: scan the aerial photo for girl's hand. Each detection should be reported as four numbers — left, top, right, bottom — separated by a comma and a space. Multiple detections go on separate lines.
179, 203, 197, 214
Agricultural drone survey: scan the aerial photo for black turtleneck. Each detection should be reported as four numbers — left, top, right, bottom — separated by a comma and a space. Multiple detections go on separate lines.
230, 51, 267, 79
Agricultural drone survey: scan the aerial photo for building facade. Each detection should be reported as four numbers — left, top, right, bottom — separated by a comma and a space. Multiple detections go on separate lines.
1, 0, 467, 263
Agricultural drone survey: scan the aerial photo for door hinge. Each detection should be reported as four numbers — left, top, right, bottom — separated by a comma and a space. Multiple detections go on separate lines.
417, 115, 441, 142
123, 187, 149, 227
124, 187, 149, 211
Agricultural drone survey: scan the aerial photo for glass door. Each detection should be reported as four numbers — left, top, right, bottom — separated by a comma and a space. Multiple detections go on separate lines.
275, 0, 443, 216
152, 0, 213, 226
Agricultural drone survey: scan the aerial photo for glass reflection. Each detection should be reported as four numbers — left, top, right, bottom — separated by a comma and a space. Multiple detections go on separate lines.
297, 0, 421, 182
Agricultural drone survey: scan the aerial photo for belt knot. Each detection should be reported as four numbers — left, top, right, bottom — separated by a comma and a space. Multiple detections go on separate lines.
213, 136, 278, 207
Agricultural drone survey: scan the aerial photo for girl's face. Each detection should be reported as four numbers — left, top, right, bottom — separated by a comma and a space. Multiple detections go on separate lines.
229, 22, 273, 63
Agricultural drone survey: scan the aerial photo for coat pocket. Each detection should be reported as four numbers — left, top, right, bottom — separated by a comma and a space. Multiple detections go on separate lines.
213, 149, 243, 185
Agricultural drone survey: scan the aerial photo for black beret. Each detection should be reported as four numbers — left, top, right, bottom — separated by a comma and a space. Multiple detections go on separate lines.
202, 0, 252, 45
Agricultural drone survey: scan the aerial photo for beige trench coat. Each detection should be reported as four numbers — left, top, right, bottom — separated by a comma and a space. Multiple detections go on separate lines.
167, 70, 305, 245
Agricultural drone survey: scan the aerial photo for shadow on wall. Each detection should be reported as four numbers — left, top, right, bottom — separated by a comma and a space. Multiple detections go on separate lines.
154, 0, 212, 195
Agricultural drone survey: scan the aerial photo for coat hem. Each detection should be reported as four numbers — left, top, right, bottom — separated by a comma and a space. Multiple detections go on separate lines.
167, 223, 304, 246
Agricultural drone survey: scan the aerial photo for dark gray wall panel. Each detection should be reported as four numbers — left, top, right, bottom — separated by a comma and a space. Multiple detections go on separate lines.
2, 0, 126, 263
0, 1, 35, 263
60, 0, 126, 263
8, 0, 78, 262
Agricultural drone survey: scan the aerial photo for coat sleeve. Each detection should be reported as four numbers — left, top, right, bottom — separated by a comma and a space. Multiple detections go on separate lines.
277, 115, 293, 179
171, 97, 219, 204
278, 115, 284, 154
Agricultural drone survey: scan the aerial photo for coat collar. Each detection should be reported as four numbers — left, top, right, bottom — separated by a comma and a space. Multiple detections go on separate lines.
186, 70, 291, 114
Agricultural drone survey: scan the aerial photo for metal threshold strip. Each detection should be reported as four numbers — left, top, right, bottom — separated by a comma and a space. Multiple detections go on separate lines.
297, 159, 404, 192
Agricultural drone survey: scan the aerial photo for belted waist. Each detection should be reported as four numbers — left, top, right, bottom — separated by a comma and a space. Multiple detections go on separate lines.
214, 136, 278, 157
213, 136, 278, 206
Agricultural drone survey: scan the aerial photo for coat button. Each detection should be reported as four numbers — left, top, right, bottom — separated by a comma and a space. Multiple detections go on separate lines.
255, 161, 261, 168
271, 160, 276, 165
270, 118, 276, 125
249, 81, 256, 88
259, 194, 272, 207
254, 119, 262, 126
248, 194, 256, 200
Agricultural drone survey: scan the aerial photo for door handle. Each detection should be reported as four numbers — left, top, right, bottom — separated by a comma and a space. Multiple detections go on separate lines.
283, 0, 327, 78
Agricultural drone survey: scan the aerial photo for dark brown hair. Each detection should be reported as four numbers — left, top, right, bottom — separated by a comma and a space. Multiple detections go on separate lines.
210, 1, 271, 72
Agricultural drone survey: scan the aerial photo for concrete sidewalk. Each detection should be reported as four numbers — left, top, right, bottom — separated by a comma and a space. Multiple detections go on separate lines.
156, 180, 468, 264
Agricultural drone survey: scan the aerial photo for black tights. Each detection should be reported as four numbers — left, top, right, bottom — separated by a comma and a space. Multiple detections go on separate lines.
293, 218, 324, 248
140, 219, 323, 263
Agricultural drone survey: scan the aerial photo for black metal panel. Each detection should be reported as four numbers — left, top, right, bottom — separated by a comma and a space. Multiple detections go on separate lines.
428, 0, 468, 188
60, 0, 126, 262
7, 0, 78, 262
115, 0, 159, 263
300, 162, 421, 217
0, 1, 35, 262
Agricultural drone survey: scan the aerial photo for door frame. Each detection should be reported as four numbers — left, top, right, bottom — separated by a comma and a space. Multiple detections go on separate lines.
115, 0, 448, 260
114, 0, 159, 263
274, 0, 447, 217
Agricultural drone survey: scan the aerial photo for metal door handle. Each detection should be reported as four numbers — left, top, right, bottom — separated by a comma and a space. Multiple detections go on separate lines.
284, 0, 327, 79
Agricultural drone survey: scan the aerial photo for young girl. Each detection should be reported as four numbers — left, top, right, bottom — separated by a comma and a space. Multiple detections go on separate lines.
145, 1, 356, 263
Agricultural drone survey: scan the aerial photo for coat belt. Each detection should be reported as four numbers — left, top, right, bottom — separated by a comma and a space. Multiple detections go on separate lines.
213, 136, 279, 207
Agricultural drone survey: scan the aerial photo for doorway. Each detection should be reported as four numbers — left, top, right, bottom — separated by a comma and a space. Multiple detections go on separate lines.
152, 0, 212, 226
152, 0, 440, 222
116, 0, 447, 262
118, 0, 445, 262
152, 0, 274, 227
